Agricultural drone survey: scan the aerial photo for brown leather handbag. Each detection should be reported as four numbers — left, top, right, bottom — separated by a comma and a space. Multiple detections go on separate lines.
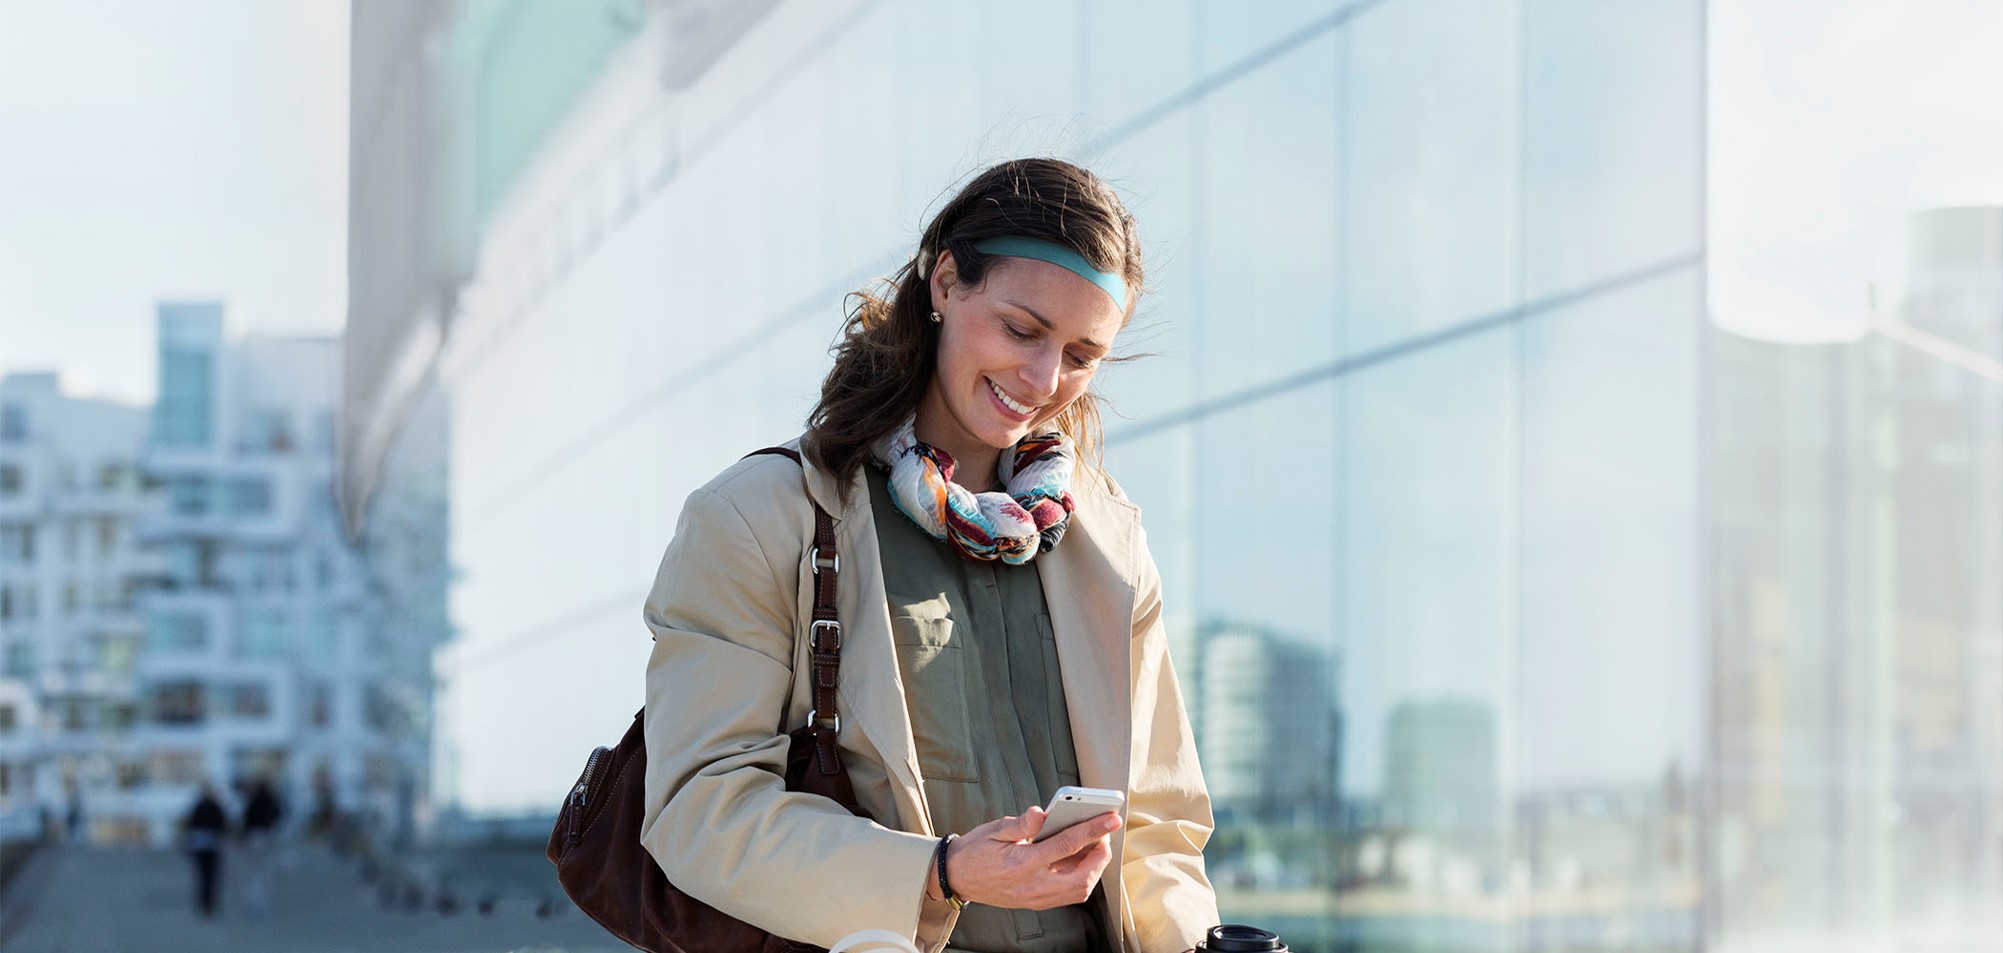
547, 447, 866, 952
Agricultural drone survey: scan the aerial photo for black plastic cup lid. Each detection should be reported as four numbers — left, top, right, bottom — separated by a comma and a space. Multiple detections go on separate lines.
1202, 924, 1286, 952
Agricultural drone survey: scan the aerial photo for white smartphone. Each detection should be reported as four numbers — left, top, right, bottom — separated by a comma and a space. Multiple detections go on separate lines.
1031, 785, 1126, 843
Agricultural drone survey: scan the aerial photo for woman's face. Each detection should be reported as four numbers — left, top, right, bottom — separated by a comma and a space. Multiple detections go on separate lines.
923, 249, 1126, 455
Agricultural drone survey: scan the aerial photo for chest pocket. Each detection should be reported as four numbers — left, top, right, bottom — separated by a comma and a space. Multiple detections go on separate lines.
890, 596, 980, 783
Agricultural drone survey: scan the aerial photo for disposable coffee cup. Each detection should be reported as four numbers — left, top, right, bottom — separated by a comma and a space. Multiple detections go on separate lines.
1193, 924, 1289, 953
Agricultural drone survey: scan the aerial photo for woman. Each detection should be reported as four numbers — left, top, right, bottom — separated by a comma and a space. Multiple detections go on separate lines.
640, 158, 1217, 952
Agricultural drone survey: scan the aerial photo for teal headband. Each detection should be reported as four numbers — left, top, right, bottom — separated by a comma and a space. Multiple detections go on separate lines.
973, 237, 1128, 308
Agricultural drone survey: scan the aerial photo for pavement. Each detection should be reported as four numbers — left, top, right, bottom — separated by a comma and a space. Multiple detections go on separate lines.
0, 843, 632, 953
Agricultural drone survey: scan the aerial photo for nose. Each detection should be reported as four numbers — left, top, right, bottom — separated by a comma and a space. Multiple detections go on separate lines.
1019, 345, 1062, 399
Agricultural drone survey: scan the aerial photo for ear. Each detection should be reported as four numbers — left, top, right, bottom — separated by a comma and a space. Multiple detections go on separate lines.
929, 249, 960, 314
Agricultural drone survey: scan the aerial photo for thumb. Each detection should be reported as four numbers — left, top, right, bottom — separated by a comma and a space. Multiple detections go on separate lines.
998, 806, 1047, 842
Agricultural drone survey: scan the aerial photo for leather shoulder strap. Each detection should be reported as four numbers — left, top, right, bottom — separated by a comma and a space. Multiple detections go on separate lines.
743, 447, 842, 733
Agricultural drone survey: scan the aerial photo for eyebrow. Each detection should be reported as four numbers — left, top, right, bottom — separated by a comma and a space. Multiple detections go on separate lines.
1001, 299, 1110, 353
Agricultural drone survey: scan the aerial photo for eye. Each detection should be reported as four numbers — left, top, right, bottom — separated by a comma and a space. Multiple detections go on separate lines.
1066, 351, 1098, 370
1001, 320, 1034, 341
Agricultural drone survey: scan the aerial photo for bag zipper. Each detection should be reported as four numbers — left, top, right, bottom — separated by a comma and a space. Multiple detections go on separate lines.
566, 746, 612, 843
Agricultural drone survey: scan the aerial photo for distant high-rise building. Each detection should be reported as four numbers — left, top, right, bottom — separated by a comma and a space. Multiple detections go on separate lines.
152, 302, 223, 450
1194, 622, 1339, 826
1383, 698, 1498, 836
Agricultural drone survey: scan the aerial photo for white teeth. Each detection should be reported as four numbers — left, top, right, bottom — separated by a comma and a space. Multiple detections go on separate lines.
989, 379, 1034, 416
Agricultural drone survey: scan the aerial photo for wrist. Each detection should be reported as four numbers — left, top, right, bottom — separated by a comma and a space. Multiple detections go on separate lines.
932, 833, 965, 909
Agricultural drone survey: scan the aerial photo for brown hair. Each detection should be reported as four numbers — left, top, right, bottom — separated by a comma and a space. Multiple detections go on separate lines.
803, 158, 1143, 495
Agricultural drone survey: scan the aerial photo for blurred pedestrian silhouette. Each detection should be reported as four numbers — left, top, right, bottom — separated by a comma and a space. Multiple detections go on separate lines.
184, 784, 227, 918
239, 778, 283, 918
63, 780, 85, 844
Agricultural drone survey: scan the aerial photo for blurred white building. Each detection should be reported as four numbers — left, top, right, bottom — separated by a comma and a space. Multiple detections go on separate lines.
0, 305, 446, 847
0, 371, 150, 841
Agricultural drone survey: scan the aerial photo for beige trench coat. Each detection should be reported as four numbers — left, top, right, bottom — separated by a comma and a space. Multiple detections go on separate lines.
639, 439, 1219, 952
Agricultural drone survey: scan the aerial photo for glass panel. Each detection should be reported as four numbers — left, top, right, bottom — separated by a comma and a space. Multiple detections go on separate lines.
0, 403, 25, 443
1519, 269, 1704, 946
1344, 0, 1515, 357
1521, 0, 1703, 299
1190, 383, 1339, 942
229, 684, 273, 719
973, 0, 1083, 123
3, 642, 34, 678
151, 682, 206, 726
1197, 0, 1349, 75
168, 477, 211, 516
1080, 0, 1194, 126
154, 350, 214, 446
1340, 328, 1513, 953
1194, 30, 1340, 398
145, 611, 209, 653
226, 477, 274, 516
238, 608, 291, 660
0, 527, 30, 565
464, 0, 643, 227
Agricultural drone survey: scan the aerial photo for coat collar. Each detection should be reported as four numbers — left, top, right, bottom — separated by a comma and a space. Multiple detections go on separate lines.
787, 436, 864, 525
1033, 470, 1141, 929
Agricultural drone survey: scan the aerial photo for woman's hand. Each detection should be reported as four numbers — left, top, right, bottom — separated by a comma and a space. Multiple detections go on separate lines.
929, 806, 1122, 910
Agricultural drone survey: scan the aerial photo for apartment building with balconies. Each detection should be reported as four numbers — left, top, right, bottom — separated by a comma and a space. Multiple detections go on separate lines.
0, 304, 445, 847
0, 370, 152, 841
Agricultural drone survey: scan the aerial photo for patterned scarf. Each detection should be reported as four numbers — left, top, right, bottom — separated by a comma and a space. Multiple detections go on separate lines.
872, 416, 1077, 564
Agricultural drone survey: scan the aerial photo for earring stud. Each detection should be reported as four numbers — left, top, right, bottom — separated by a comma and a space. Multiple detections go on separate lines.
929, 311, 943, 324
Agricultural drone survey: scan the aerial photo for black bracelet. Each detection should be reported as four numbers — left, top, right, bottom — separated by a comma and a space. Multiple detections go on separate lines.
934, 833, 961, 906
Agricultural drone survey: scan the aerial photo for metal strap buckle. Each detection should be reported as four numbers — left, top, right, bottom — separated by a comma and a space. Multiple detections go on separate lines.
810, 619, 842, 652
811, 546, 839, 575
805, 708, 841, 732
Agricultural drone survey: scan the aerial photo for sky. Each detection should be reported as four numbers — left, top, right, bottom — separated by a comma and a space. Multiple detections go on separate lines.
0, 0, 349, 406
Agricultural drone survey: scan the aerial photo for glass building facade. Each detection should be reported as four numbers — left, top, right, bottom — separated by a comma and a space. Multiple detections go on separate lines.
344, 1, 2000, 949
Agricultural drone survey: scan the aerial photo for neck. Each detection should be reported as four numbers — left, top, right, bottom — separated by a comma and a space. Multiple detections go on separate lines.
913, 398, 1002, 492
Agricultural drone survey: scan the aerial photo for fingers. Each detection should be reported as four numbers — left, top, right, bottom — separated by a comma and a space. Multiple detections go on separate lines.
1047, 835, 1113, 876
954, 808, 1119, 910
1035, 810, 1120, 861
1033, 837, 1113, 908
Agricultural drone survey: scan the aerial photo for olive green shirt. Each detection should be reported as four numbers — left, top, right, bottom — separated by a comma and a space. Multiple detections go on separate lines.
866, 467, 1099, 953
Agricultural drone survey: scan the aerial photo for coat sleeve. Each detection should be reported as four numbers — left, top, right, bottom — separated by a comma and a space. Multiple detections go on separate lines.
639, 484, 943, 948
1121, 527, 1221, 953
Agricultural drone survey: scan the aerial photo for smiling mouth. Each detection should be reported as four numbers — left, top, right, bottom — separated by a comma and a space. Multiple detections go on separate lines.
987, 378, 1037, 418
